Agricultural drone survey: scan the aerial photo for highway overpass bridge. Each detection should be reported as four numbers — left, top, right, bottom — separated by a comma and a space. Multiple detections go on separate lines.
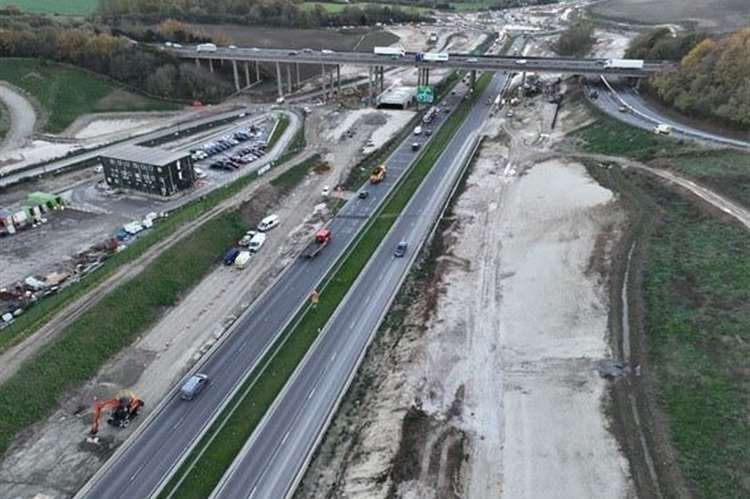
168, 45, 673, 100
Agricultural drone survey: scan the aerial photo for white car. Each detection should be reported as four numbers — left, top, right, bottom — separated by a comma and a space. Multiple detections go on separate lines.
515, 59, 527, 65
228, 44, 238, 49
322, 49, 335, 54
322, 185, 330, 197
257, 214, 280, 232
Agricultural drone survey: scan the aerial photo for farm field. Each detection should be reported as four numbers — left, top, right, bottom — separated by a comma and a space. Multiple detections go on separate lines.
0, 59, 180, 133
302, 1, 430, 13
590, 0, 747, 32
0, 0, 97, 15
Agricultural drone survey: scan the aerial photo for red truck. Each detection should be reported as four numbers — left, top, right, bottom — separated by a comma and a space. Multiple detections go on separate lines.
302, 228, 332, 258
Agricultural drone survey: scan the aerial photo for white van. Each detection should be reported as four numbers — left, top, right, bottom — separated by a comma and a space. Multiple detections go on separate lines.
257, 214, 280, 232
248, 232, 267, 252
196, 43, 217, 53
414, 126, 423, 135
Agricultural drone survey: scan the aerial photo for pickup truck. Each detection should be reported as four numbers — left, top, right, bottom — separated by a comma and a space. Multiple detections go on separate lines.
370, 164, 386, 184
302, 228, 332, 259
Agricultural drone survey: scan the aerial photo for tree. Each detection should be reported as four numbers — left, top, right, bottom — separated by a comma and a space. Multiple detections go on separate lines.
556, 19, 595, 57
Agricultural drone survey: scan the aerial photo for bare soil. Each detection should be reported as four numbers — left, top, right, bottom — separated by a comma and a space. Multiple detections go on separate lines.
297, 93, 634, 499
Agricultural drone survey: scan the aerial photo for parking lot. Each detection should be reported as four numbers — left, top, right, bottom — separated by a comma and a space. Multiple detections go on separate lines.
0, 113, 277, 292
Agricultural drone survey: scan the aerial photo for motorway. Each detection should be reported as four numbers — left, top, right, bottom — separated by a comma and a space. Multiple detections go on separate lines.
76, 75, 472, 499
587, 77, 749, 149
170, 46, 670, 78
211, 74, 507, 499
0, 107, 249, 188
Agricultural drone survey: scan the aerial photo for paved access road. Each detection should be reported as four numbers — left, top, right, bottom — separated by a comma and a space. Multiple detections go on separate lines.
588, 78, 749, 149
211, 72, 508, 499
76, 84, 470, 499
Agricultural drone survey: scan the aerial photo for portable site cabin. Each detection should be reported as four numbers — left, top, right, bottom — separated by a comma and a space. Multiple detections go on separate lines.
26, 192, 64, 211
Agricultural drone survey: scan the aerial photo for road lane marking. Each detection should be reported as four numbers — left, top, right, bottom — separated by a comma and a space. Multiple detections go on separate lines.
281, 431, 290, 445
308, 387, 316, 400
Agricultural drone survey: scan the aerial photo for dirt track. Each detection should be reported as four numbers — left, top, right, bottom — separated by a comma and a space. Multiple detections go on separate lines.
0, 82, 37, 153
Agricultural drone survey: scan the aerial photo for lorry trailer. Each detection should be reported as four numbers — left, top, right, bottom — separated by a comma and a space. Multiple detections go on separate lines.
302, 228, 332, 259
604, 58, 644, 70
374, 46, 406, 57
370, 164, 386, 184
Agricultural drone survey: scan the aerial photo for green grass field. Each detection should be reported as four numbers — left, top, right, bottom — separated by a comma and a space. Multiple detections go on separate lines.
635, 172, 750, 499
0, 0, 97, 15
0, 59, 179, 133
302, 1, 430, 14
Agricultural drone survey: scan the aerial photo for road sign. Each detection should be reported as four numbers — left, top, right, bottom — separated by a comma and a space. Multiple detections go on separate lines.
416, 85, 434, 104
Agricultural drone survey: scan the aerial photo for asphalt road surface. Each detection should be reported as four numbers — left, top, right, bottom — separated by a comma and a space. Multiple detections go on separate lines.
211, 72, 508, 499
171, 46, 668, 78
588, 78, 749, 149
76, 81, 470, 499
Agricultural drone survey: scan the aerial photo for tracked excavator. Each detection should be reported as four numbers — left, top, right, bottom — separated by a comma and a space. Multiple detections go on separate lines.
89, 389, 144, 435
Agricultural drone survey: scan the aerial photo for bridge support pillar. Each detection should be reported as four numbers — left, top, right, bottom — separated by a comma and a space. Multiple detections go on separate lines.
232, 60, 241, 92
470, 70, 476, 90
244, 62, 250, 87
286, 64, 293, 93
378, 66, 384, 92
321, 64, 327, 100
336, 65, 341, 93
368, 66, 374, 107
521, 71, 526, 87
296, 63, 301, 88
425, 68, 429, 86
208, 58, 214, 73
329, 69, 334, 97
195, 58, 200, 68
276, 61, 283, 99
256, 60, 261, 81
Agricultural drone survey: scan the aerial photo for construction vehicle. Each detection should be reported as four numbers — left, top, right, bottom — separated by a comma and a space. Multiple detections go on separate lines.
370, 164, 386, 184
302, 228, 332, 259
90, 390, 144, 435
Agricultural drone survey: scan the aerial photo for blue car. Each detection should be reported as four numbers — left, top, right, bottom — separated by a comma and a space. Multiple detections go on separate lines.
223, 247, 240, 265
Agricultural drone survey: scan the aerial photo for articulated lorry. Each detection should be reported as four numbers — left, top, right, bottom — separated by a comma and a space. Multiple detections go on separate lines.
302, 228, 332, 259
370, 164, 386, 183
603, 59, 644, 70
374, 46, 406, 57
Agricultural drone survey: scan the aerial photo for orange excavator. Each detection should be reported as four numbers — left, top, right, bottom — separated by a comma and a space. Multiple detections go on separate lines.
90, 389, 144, 435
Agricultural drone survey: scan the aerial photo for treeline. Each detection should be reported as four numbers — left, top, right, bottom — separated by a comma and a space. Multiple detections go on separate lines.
628, 28, 750, 129
555, 19, 595, 56
366, 0, 557, 10
0, 15, 232, 103
96, 0, 429, 27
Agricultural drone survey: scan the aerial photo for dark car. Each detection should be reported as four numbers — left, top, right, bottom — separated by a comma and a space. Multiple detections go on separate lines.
394, 240, 408, 257
223, 247, 240, 265
425, 129, 433, 136
180, 373, 209, 400
358, 190, 369, 199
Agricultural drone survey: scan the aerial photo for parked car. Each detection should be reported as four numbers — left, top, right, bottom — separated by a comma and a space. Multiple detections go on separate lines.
223, 247, 241, 265
180, 374, 209, 400
247, 232, 267, 252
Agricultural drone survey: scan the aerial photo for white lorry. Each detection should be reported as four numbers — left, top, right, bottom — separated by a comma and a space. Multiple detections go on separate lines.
604, 59, 644, 70
196, 43, 217, 53
374, 46, 406, 57
423, 52, 449, 62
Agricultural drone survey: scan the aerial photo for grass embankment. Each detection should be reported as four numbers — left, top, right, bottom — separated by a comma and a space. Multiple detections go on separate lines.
574, 106, 750, 208
0, 211, 247, 454
0, 100, 8, 143
580, 109, 750, 497
0, 0, 96, 15
574, 108, 689, 160
640, 179, 749, 498
266, 114, 290, 150
159, 72, 492, 499
270, 153, 323, 189
0, 59, 179, 133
